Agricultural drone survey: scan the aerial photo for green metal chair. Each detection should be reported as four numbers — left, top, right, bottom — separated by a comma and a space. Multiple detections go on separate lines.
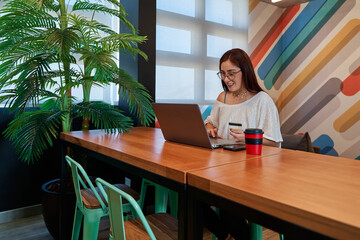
249, 223, 284, 240
210, 207, 284, 240
65, 155, 139, 240
249, 222, 263, 240
138, 179, 178, 217
96, 177, 178, 240
150, 123, 179, 218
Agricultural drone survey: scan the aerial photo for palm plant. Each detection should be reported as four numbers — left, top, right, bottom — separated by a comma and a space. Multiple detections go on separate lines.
0, 0, 154, 164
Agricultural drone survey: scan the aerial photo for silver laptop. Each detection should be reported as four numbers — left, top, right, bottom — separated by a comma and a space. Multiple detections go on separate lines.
152, 103, 238, 149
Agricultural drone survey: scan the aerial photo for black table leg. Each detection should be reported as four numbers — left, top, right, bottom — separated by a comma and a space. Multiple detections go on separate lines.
59, 140, 67, 240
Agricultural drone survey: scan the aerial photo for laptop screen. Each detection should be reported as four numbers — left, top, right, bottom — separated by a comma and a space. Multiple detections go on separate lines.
152, 103, 213, 148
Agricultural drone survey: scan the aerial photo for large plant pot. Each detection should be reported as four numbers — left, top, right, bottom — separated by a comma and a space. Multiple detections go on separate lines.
41, 179, 76, 240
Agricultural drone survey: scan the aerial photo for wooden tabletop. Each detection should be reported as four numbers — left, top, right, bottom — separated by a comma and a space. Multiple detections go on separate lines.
60, 127, 284, 183
188, 150, 360, 239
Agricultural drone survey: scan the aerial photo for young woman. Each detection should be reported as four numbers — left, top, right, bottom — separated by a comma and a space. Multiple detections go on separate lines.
203, 48, 283, 239
205, 48, 282, 147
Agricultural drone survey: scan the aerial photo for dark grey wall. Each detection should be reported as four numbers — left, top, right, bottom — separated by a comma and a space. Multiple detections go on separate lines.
138, 0, 156, 100
119, 0, 156, 102
118, 0, 156, 127
0, 109, 59, 212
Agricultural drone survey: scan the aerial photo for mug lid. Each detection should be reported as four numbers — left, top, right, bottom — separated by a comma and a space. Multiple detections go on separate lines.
244, 128, 264, 134
229, 122, 242, 126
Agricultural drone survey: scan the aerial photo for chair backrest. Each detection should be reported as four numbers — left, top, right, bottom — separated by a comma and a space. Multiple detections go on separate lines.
96, 178, 156, 240
65, 155, 107, 211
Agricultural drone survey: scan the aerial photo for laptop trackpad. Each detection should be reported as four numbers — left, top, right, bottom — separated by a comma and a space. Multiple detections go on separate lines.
210, 138, 238, 147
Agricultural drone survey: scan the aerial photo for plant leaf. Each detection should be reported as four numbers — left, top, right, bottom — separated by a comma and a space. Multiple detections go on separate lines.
3, 109, 66, 163
72, 101, 133, 133
110, 69, 154, 126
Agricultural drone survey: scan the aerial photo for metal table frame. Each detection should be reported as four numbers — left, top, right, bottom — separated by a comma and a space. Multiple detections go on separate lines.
187, 185, 333, 240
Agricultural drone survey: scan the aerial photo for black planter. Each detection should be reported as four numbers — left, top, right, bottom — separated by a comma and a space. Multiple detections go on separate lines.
41, 179, 76, 240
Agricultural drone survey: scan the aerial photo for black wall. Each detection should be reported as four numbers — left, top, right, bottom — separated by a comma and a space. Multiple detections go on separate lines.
119, 0, 156, 102
0, 109, 59, 212
138, 0, 156, 101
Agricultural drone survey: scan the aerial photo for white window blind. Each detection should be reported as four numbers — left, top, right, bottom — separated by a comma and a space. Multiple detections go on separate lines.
156, 0, 248, 104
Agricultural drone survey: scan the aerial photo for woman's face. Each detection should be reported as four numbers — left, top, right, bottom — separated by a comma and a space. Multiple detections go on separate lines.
220, 60, 242, 93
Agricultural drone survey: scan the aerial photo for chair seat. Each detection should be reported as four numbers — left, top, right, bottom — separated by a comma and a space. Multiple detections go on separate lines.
81, 184, 140, 209
124, 213, 178, 240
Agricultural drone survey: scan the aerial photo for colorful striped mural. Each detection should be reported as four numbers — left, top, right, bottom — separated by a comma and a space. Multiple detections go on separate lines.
249, 0, 360, 159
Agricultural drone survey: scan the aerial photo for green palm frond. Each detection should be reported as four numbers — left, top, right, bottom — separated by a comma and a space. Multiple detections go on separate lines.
0, 0, 57, 34
0, 60, 17, 82
0, 54, 60, 112
72, 1, 135, 33
111, 69, 154, 126
101, 0, 127, 15
0, 87, 58, 113
3, 109, 66, 163
35, 0, 60, 12
0, 42, 51, 63
99, 34, 148, 59
40, 97, 61, 111
46, 28, 80, 61
1, 52, 53, 86
73, 101, 133, 133
78, 49, 117, 82
0, 39, 51, 74
0, 45, 58, 83
69, 14, 117, 38
75, 76, 106, 89
68, 14, 100, 45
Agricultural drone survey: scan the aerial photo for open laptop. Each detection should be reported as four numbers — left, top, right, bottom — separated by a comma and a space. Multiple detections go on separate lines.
152, 103, 239, 149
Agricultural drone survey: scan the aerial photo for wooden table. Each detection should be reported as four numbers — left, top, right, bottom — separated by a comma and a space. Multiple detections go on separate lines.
60, 127, 283, 239
187, 150, 360, 239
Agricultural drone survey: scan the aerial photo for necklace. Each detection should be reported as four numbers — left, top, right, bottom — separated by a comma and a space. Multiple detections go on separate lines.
233, 90, 247, 99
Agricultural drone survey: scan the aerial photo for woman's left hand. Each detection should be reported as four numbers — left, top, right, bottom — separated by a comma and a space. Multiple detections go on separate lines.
229, 129, 245, 142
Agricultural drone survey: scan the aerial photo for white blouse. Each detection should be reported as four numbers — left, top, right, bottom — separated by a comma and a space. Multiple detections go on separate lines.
204, 91, 283, 142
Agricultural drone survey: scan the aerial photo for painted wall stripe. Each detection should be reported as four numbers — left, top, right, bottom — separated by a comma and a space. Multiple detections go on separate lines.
264, 0, 345, 89
342, 65, 360, 96
200, 105, 213, 120
257, 0, 326, 80
312, 134, 338, 156
276, 19, 360, 112
250, 5, 300, 68
312, 134, 334, 149
322, 147, 339, 156
249, 8, 282, 54
280, 78, 342, 134
273, 0, 356, 90
249, 0, 260, 14
341, 140, 360, 159
333, 100, 360, 133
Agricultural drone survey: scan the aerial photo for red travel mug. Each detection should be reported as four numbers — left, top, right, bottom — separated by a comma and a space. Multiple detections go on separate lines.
244, 128, 264, 155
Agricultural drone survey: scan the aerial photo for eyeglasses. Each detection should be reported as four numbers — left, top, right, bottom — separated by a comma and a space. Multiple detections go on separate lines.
217, 70, 241, 80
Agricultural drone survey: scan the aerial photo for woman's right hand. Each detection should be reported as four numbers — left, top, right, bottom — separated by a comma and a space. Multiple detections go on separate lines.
206, 123, 218, 138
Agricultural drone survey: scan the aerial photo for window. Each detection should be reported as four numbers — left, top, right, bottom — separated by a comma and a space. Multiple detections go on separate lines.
156, 0, 248, 104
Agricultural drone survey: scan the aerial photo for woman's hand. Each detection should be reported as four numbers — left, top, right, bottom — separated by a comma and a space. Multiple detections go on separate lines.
206, 123, 219, 138
229, 129, 245, 142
